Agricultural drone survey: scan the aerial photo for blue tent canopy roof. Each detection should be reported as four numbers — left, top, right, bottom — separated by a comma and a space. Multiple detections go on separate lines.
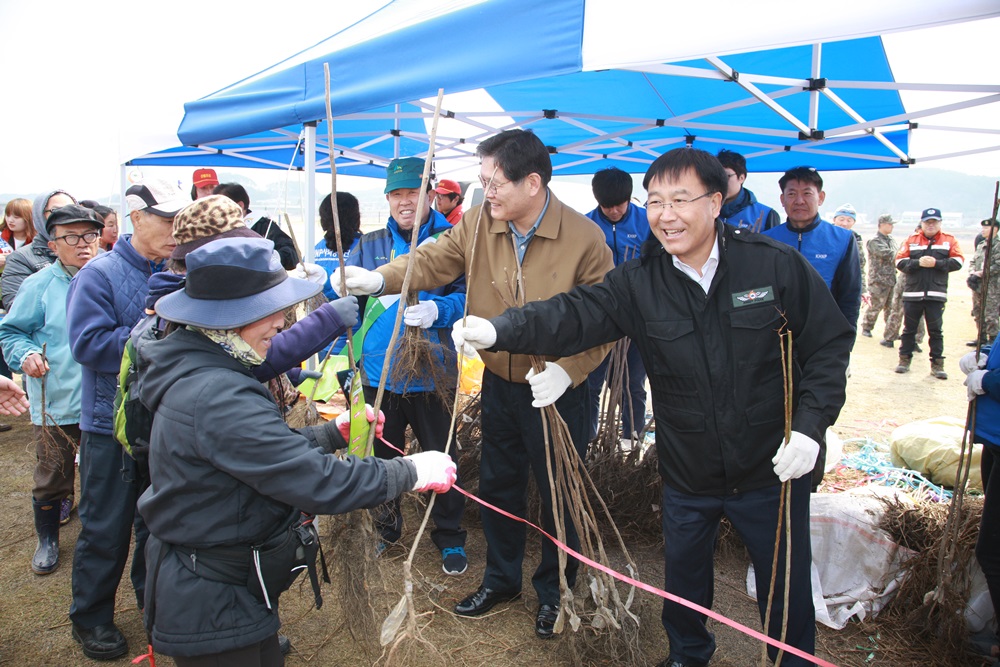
130, 0, 1000, 176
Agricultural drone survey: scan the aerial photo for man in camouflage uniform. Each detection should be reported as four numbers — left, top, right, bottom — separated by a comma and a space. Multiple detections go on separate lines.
862, 214, 898, 337
969, 217, 1000, 345
881, 224, 925, 350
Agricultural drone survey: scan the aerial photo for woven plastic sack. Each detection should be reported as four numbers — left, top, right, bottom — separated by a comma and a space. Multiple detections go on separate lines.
890, 416, 982, 490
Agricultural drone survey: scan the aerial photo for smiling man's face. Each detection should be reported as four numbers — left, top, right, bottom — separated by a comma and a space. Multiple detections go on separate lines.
645, 168, 721, 268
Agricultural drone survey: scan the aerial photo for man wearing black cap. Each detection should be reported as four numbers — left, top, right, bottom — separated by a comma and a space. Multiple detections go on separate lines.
65, 178, 188, 660
0, 205, 102, 576
894, 207, 964, 378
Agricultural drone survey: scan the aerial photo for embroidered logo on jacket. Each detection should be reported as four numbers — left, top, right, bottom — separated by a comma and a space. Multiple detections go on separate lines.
732, 287, 775, 307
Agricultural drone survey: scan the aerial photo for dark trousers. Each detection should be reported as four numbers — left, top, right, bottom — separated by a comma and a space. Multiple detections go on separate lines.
660, 477, 815, 667
32, 423, 80, 501
0, 346, 10, 379
976, 441, 1000, 621
479, 370, 589, 606
363, 387, 466, 550
586, 339, 648, 440
900, 300, 945, 359
70, 431, 149, 628
173, 634, 282, 667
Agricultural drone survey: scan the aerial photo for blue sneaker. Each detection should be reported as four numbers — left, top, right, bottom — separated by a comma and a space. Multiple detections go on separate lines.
441, 546, 468, 575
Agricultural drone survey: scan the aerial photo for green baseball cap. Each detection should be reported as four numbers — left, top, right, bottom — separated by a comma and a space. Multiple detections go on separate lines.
384, 157, 426, 194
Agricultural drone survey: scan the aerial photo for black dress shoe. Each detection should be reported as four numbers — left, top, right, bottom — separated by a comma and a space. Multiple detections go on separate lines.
535, 603, 559, 639
72, 622, 128, 660
454, 585, 521, 616
655, 657, 711, 667
278, 634, 292, 655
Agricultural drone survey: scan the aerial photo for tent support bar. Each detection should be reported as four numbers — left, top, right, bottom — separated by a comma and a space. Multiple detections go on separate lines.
824, 80, 1000, 93
826, 92, 1000, 137
820, 88, 910, 161
915, 125, 1000, 135
808, 44, 821, 130
621, 63, 809, 88
915, 144, 1000, 163
706, 56, 812, 136
305, 123, 316, 263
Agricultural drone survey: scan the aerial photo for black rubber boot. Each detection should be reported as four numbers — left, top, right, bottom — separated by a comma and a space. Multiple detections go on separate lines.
31, 499, 60, 575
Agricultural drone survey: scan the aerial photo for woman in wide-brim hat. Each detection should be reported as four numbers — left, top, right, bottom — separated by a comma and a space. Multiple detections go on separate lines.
136, 237, 455, 667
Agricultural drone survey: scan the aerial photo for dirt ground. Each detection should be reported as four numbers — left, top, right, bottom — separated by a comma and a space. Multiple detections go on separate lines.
0, 256, 988, 667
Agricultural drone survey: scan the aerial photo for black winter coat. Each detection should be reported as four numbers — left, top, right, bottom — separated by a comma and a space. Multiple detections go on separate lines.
490, 222, 854, 495
251, 216, 300, 270
137, 327, 414, 657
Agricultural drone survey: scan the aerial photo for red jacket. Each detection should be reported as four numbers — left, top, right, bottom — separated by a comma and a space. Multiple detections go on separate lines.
895, 230, 963, 301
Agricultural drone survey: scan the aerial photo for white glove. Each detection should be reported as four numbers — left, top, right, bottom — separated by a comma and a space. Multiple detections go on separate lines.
330, 266, 384, 297
403, 300, 438, 329
771, 431, 820, 482
405, 451, 457, 494
959, 351, 989, 375
451, 315, 497, 356
525, 362, 572, 408
290, 262, 327, 286
965, 369, 987, 401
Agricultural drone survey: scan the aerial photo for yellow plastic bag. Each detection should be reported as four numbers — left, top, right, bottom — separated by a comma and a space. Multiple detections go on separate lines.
458, 354, 484, 396
296, 355, 350, 403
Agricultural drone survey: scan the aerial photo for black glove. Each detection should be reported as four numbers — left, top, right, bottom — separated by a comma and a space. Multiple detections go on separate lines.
968, 273, 982, 291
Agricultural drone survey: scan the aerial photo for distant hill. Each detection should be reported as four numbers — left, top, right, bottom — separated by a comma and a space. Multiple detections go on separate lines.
2, 167, 995, 232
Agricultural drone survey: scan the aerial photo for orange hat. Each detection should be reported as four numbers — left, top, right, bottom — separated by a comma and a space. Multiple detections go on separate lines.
192, 168, 219, 188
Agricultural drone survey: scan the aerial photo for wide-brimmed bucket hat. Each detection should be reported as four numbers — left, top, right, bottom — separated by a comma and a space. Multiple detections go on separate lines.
155, 237, 320, 329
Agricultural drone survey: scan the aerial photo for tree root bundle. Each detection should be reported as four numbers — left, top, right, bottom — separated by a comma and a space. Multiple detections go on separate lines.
877, 495, 985, 667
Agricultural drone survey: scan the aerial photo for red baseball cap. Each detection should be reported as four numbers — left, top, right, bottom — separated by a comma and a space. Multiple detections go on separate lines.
433, 179, 461, 196
193, 168, 219, 188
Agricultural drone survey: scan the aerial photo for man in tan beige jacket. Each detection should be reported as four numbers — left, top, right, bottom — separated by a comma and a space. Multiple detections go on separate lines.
335, 129, 612, 640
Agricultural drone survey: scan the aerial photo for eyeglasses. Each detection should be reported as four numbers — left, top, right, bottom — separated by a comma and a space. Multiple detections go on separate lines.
478, 175, 513, 194
645, 192, 712, 212
53, 231, 100, 246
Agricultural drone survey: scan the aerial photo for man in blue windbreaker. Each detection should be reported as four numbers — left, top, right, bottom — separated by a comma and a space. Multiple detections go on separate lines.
346, 157, 469, 574
585, 167, 649, 444
762, 166, 861, 331
716, 150, 780, 232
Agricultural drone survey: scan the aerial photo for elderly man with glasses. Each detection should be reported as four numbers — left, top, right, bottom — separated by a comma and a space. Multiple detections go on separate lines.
333, 129, 613, 640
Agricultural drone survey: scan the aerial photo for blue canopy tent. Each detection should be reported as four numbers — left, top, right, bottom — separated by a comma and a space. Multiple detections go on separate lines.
126, 0, 1000, 254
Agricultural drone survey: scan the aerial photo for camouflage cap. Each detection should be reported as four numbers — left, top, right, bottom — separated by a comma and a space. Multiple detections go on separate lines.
170, 194, 260, 261
877, 214, 895, 225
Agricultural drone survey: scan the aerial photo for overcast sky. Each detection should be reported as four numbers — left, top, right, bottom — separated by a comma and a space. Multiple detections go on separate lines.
0, 1, 997, 202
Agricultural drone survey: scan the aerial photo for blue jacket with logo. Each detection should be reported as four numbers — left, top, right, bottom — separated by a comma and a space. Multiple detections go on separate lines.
762, 215, 861, 327
586, 203, 651, 266
976, 344, 1000, 448
316, 236, 361, 302
719, 187, 780, 232
346, 211, 464, 393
